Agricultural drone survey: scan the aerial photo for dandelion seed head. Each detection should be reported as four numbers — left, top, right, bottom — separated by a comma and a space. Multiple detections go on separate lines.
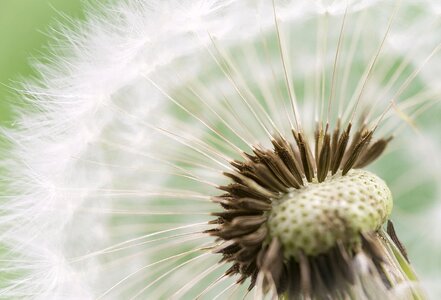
2, 0, 441, 298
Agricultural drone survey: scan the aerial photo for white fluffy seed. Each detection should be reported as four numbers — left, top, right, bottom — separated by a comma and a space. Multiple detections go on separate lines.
267, 169, 392, 257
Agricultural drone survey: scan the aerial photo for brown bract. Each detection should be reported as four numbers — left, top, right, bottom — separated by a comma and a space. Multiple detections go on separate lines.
205, 121, 407, 297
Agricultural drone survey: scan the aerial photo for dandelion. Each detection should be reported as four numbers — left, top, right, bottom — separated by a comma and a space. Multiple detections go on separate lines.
1, 0, 441, 299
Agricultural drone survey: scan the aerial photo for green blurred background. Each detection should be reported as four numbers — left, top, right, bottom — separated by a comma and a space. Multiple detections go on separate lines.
0, 0, 85, 126
0, 1, 439, 297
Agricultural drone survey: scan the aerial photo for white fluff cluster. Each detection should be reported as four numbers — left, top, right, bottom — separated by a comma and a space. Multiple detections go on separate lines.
1, 0, 441, 299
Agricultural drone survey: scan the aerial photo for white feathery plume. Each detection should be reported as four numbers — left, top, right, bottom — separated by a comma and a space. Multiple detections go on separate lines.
1, 0, 441, 299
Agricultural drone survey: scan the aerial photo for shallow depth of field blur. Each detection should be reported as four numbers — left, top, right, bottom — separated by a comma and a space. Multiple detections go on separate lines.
1, 0, 441, 298
0, 0, 85, 126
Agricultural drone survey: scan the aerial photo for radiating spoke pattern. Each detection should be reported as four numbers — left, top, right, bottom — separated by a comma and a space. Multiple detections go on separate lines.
1, 0, 441, 299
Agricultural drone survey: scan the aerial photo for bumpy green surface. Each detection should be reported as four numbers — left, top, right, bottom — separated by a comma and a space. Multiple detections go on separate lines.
268, 169, 393, 257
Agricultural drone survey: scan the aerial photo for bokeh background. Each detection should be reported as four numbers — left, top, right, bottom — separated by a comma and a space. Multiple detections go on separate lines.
0, 0, 84, 126
1, 1, 440, 298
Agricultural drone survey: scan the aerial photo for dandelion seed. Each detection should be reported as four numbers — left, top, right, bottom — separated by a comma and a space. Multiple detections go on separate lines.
1, 0, 441, 299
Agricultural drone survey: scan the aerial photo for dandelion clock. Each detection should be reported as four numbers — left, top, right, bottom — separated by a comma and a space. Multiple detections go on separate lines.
1, 0, 441, 299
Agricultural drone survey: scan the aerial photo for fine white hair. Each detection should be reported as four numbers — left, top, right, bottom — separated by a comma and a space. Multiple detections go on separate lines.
1, 0, 441, 298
